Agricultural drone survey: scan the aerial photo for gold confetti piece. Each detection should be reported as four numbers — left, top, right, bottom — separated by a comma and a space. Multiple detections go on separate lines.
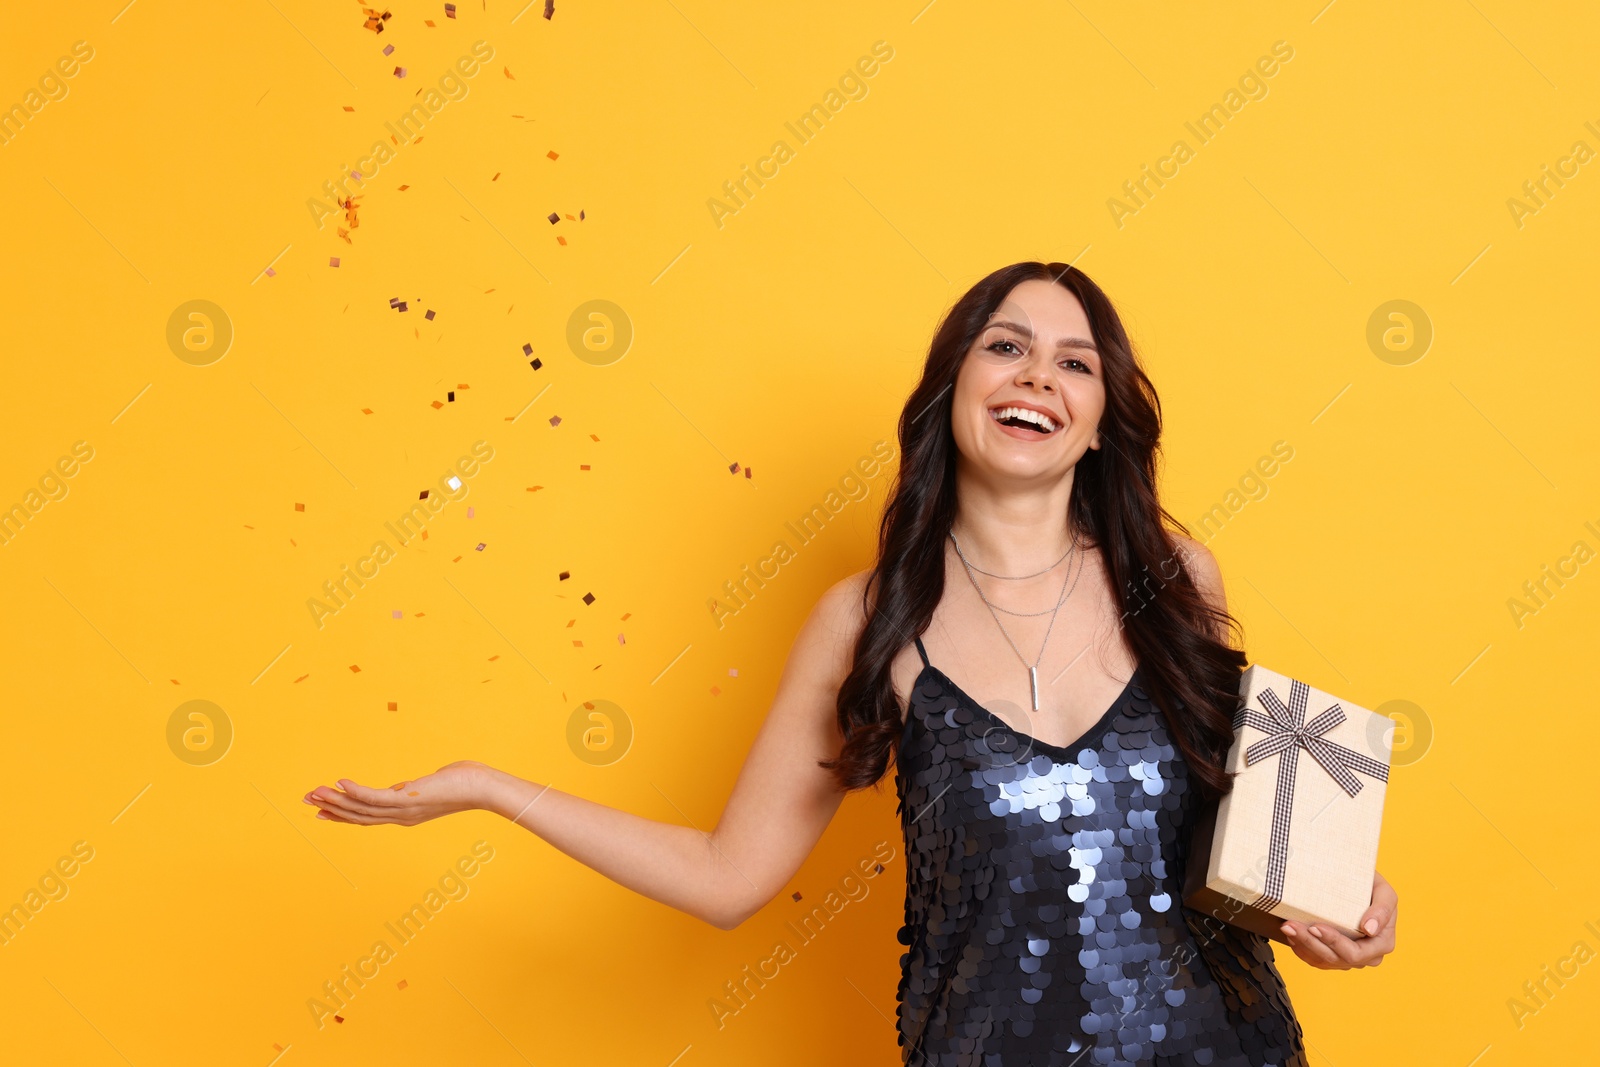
244, 524, 254, 529
170, 678, 180, 685
556, 236, 567, 246
362, 407, 373, 414
294, 502, 305, 512
397, 980, 408, 990
572, 640, 583, 647
334, 1015, 344, 1024
294, 674, 310, 683
564, 213, 575, 220
504, 66, 515, 78
589, 433, 600, 441
492, 172, 500, 180
387, 701, 398, 710
343, 105, 355, 112
452, 555, 462, 562
565, 619, 576, 628
792, 891, 803, 902
431, 400, 444, 409
621, 612, 631, 621
710, 686, 721, 696
398, 184, 410, 191
547, 150, 558, 160
349, 664, 361, 673
489, 654, 500, 661
579, 464, 590, 470
407, 790, 420, 796
290, 538, 297, 547
526, 486, 543, 492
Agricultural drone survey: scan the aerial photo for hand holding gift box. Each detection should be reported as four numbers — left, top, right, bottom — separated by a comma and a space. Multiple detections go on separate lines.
1184, 664, 1398, 964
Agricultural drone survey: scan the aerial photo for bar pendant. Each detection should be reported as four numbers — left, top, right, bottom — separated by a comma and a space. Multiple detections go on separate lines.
1029, 666, 1039, 712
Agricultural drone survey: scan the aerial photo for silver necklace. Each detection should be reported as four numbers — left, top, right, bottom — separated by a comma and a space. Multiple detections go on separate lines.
949, 529, 1085, 713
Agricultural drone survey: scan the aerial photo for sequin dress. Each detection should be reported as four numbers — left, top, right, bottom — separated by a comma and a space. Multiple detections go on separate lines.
894, 636, 1307, 1066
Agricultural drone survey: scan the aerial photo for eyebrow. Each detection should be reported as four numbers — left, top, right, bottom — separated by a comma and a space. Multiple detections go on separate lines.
983, 318, 1098, 352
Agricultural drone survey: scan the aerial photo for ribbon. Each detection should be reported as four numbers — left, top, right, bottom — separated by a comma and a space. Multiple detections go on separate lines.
1234, 678, 1389, 912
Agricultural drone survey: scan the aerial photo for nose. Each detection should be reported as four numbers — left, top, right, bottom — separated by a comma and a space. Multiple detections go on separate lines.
1015, 347, 1057, 392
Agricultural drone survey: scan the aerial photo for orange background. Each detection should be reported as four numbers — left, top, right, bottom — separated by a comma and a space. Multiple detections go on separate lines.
1, 1, 1597, 1064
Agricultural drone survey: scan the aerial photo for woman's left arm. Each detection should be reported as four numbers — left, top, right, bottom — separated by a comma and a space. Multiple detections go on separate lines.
1278, 869, 1398, 969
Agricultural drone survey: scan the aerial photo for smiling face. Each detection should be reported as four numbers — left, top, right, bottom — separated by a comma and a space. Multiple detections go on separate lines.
949, 278, 1107, 483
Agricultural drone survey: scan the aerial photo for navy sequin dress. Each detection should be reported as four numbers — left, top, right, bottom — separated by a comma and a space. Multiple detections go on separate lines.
894, 636, 1307, 1066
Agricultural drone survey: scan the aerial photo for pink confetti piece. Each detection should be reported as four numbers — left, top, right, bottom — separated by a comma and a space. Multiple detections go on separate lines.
329, 256, 341, 267
392, 610, 402, 619
394, 66, 407, 78
466, 506, 475, 518
383, 44, 394, 55
549, 415, 562, 427
265, 267, 276, 277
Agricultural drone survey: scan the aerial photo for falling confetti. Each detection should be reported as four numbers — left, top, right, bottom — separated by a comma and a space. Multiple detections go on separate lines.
329, 256, 340, 267
295, 502, 305, 511
349, 665, 361, 673
387, 701, 398, 711
547, 150, 559, 160
544, 0, 554, 17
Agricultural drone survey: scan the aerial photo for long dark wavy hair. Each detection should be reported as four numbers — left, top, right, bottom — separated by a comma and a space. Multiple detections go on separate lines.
818, 261, 1247, 803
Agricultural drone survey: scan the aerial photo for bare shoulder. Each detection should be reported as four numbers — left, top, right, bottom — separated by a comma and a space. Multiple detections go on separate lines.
806, 566, 875, 661
1170, 533, 1226, 614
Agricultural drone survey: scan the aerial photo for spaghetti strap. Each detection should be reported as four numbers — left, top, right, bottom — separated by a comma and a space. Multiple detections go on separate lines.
913, 635, 930, 668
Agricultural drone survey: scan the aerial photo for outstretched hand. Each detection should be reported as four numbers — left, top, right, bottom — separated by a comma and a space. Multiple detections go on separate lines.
1278, 869, 1397, 969
305, 760, 502, 826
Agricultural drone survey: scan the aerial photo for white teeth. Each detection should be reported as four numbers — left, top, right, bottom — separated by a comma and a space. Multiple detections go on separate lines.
990, 406, 1057, 433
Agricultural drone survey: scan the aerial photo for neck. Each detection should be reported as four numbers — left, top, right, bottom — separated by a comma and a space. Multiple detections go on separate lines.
950, 465, 1080, 577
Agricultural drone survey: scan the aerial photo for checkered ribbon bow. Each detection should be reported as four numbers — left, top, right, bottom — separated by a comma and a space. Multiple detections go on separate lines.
1234, 677, 1389, 911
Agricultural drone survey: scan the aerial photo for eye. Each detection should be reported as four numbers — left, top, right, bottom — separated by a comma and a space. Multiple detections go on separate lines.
985, 339, 1024, 356
1061, 357, 1093, 373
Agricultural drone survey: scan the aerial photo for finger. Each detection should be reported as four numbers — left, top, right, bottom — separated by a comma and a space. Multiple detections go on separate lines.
315, 807, 376, 825
1306, 924, 1372, 967
308, 787, 401, 820
1280, 922, 1340, 968
1358, 874, 1398, 938
337, 779, 409, 807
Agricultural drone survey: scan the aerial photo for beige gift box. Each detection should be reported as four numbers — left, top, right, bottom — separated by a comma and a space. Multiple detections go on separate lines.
1182, 664, 1392, 944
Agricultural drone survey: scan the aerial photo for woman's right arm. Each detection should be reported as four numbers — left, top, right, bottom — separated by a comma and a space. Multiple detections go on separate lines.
305, 569, 875, 931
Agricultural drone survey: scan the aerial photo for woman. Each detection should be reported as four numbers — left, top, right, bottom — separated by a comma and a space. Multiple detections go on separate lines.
306, 262, 1398, 1064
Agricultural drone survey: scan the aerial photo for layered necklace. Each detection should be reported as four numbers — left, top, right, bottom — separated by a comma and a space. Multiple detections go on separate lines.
949, 526, 1087, 713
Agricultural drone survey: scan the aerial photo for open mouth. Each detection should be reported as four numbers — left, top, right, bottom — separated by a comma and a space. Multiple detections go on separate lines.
989, 405, 1059, 436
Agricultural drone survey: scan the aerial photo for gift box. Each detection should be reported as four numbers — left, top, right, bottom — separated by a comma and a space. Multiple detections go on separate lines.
1182, 664, 1392, 943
